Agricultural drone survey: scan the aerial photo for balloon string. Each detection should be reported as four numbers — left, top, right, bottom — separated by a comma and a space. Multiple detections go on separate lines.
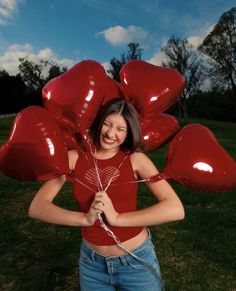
71, 171, 163, 199
104, 155, 128, 191
150, 172, 169, 182
90, 150, 165, 264
73, 177, 97, 193
97, 214, 163, 282
89, 149, 134, 251
95, 168, 167, 255
93, 151, 103, 191
125, 173, 167, 184
72, 173, 164, 193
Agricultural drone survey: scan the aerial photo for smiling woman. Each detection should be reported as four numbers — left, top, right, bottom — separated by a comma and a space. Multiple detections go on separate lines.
99, 113, 128, 151
28, 98, 185, 291
90, 98, 144, 154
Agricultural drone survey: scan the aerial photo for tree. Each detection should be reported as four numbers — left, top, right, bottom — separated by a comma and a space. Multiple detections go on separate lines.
18, 57, 67, 91
0, 69, 9, 77
161, 36, 205, 118
187, 89, 236, 122
108, 42, 143, 82
199, 7, 236, 96
18, 57, 46, 91
0, 74, 28, 114
46, 61, 67, 81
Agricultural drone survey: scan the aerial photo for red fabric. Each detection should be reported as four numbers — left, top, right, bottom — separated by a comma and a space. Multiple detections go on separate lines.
72, 149, 143, 245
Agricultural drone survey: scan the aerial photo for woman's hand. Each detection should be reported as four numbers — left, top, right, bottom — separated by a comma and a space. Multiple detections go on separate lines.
84, 203, 102, 226
93, 191, 120, 226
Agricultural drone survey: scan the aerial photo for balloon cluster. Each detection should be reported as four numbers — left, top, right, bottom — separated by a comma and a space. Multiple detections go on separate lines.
0, 60, 236, 192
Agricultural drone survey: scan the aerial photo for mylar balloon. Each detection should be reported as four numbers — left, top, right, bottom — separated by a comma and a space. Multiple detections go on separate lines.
103, 76, 124, 104
42, 77, 64, 123
60, 126, 80, 150
0, 106, 69, 181
157, 124, 236, 192
120, 60, 184, 116
42, 60, 107, 135
140, 113, 180, 152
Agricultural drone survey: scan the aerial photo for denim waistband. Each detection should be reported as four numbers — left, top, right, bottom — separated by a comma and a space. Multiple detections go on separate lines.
81, 228, 153, 264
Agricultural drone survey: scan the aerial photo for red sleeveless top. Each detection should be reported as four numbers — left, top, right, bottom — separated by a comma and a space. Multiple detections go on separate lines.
72, 149, 143, 245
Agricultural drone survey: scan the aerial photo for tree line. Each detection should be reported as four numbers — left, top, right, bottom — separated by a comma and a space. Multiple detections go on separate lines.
0, 7, 235, 121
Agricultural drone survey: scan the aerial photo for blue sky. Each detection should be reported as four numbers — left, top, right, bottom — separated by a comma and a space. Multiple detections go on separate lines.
0, 0, 235, 75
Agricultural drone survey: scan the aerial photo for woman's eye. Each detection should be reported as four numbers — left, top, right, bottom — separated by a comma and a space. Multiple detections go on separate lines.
118, 128, 127, 132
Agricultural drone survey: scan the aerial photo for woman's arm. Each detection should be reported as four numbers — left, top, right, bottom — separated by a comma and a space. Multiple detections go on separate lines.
28, 149, 100, 227
94, 152, 185, 227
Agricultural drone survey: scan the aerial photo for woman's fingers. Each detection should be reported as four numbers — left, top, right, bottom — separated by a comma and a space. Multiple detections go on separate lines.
92, 191, 113, 213
94, 191, 110, 204
94, 194, 106, 205
95, 191, 109, 199
94, 201, 104, 208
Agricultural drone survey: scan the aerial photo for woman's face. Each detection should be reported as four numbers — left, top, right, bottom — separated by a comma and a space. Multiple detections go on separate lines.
99, 113, 128, 152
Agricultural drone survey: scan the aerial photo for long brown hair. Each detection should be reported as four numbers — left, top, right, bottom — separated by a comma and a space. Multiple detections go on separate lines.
90, 98, 144, 152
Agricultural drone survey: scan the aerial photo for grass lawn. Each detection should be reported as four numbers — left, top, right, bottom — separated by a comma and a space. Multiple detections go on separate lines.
0, 115, 236, 290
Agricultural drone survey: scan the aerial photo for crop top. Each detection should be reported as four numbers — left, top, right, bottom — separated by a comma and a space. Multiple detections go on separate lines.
72, 149, 143, 245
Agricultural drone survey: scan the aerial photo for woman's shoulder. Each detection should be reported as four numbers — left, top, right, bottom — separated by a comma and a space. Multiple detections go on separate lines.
130, 151, 148, 162
130, 151, 159, 175
130, 151, 151, 168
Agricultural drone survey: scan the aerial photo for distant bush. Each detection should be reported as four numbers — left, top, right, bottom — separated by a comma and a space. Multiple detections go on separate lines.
0, 75, 43, 114
187, 90, 236, 122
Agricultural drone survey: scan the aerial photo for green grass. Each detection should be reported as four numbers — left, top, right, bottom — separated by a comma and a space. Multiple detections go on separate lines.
0, 115, 236, 290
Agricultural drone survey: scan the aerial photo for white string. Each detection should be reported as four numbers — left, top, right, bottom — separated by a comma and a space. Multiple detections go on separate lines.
73, 177, 97, 193
104, 155, 128, 191
92, 149, 104, 191
97, 213, 131, 253
127, 178, 151, 183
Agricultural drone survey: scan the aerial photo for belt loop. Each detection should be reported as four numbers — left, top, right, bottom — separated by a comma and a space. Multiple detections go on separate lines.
90, 250, 95, 261
120, 256, 128, 266
146, 227, 151, 239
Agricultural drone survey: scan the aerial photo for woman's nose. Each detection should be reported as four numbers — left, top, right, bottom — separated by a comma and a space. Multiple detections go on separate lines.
106, 127, 115, 137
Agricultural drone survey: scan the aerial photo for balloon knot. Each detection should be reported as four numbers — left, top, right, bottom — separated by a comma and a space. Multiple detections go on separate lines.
149, 173, 167, 182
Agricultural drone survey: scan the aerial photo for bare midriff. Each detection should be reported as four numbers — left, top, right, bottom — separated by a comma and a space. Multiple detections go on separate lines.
83, 227, 148, 256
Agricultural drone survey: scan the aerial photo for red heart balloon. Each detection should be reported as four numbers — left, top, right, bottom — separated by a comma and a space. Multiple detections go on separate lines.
59, 126, 81, 150
158, 124, 236, 192
42, 60, 107, 135
120, 60, 184, 116
42, 77, 72, 126
0, 106, 69, 181
103, 76, 124, 104
140, 113, 180, 152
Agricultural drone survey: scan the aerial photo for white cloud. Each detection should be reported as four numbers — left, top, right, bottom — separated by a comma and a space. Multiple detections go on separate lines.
187, 36, 203, 50
147, 51, 164, 66
0, 0, 22, 25
98, 25, 148, 46
101, 61, 112, 76
0, 43, 74, 75
38, 48, 54, 59
146, 38, 168, 66
147, 24, 215, 65
188, 24, 214, 50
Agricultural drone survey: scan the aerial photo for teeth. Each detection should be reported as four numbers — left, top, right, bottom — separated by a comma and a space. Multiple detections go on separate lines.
103, 136, 115, 144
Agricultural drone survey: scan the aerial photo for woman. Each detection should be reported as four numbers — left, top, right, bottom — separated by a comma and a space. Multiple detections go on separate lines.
29, 98, 185, 290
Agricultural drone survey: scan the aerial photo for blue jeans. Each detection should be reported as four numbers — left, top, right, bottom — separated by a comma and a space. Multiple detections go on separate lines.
78, 230, 163, 290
